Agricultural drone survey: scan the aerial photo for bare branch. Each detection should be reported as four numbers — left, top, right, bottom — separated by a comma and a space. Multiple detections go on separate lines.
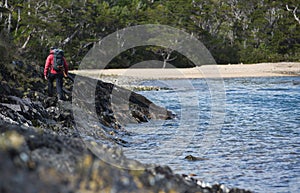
21, 28, 36, 49
61, 24, 80, 46
292, 7, 300, 24
286, 5, 300, 25
21, 34, 31, 49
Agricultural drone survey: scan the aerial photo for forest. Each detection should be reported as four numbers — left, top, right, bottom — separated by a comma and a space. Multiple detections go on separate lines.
0, 0, 299, 68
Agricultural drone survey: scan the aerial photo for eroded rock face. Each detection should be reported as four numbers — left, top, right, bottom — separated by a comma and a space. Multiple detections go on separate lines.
74, 75, 174, 126
0, 62, 252, 193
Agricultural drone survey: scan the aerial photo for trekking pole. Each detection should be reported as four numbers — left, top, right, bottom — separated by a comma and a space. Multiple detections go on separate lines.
62, 67, 75, 82
62, 67, 68, 78
63, 69, 67, 78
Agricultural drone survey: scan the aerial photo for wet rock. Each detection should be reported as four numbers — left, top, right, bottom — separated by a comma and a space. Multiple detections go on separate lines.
184, 154, 208, 161
0, 108, 253, 193
0, 96, 49, 127
0, 60, 253, 193
0, 103, 31, 126
0, 130, 25, 151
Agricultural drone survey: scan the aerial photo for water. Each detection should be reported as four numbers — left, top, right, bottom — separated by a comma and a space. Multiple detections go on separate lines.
122, 76, 300, 193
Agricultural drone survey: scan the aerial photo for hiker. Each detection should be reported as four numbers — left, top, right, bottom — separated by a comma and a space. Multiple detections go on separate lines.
44, 47, 68, 100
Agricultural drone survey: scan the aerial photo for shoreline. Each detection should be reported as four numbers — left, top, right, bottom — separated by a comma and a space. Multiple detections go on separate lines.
71, 62, 300, 80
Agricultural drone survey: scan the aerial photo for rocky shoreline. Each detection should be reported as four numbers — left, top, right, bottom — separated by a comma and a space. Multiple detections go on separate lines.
0, 61, 252, 193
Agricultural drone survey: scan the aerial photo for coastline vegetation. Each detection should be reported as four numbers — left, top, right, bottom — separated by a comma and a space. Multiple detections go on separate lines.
0, 0, 299, 69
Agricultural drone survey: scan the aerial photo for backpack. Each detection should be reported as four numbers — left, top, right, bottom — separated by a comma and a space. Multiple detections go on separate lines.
53, 49, 64, 71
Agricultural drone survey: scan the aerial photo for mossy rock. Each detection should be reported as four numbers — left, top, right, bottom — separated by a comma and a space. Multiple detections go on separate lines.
0, 131, 25, 151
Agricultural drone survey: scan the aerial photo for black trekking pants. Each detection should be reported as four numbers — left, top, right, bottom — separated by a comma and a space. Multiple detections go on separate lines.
47, 73, 64, 100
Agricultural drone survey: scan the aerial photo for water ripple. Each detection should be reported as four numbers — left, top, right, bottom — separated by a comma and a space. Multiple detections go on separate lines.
123, 77, 300, 193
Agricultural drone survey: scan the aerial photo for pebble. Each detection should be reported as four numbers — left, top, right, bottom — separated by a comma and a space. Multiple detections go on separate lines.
19, 152, 29, 162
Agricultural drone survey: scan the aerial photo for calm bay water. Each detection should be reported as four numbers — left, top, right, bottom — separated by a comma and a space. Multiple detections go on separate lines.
123, 76, 300, 193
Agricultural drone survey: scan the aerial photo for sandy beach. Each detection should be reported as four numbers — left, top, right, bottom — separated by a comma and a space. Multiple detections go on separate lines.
71, 62, 300, 85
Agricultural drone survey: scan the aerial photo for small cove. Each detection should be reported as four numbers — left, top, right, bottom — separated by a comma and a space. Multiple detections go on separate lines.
123, 76, 300, 193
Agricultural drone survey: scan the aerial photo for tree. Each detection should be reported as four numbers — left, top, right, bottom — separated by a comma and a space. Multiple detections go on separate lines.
1, 0, 299, 67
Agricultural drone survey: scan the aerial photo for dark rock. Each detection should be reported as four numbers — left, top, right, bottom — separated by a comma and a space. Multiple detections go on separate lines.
43, 96, 58, 108
12, 60, 24, 68
0, 59, 253, 193
184, 154, 208, 161
0, 82, 12, 95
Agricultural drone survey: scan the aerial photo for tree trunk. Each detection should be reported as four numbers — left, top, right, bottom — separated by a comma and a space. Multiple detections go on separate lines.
22, 29, 36, 49
162, 49, 176, 68
4, 0, 11, 33
15, 8, 21, 35
7, 12, 11, 33
28, 0, 31, 16
163, 53, 170, 68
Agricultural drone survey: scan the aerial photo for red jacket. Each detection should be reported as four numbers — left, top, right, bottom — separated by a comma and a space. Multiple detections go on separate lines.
44, 50, 68, 77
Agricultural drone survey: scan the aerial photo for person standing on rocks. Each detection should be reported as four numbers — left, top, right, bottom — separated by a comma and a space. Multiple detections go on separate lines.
44, 47, 68, 100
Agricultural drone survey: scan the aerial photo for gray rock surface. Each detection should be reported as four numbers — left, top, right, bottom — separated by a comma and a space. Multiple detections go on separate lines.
0, 61, 252, 193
